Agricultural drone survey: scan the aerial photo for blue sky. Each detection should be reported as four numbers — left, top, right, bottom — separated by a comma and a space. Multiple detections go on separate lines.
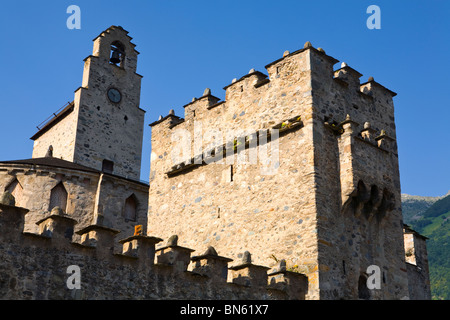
0, 0, 448, 197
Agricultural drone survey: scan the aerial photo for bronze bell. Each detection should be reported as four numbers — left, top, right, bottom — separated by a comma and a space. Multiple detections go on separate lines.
110, 49, 121, 64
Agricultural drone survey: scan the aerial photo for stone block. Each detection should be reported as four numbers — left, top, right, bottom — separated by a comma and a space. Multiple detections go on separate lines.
191, 246, 233, 282
36, 208, 77, 244
119, 234, 163, 263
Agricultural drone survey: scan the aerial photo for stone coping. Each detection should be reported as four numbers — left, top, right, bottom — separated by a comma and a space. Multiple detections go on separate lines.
155, 245, 195, 253
75, 224, 120, 235
36, 213, 77, 226
191, 254, 233, 263
222, 70, 268, 90
267, 269, 307, 278
229, 263, 270, 271
0, 203, 29, 214
118, 234, 163, 244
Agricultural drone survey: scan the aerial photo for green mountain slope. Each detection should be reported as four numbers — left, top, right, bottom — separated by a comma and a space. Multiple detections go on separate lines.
401, 193, 445, 224
405, 193, 450, 300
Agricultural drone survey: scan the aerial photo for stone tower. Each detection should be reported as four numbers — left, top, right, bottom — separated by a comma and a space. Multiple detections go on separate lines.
148, 42, 430, 299
31, 26, 145, 181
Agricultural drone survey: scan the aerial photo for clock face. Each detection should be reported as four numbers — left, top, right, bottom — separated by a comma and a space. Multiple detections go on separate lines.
107, 88, 122, 103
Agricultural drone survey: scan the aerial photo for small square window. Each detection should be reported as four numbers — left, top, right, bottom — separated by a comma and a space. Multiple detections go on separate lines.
102, 160, 114, 174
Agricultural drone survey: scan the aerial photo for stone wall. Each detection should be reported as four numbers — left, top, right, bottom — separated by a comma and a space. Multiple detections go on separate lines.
404, 226, 431, 300
0, 203, 307, 300
0, 162, 148, 248
31, 104, 77, 161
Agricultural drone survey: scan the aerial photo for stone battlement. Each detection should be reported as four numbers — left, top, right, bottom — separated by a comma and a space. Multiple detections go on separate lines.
149, 42, 399, 189
151, 42, 396, 139
0, 201, 307, 300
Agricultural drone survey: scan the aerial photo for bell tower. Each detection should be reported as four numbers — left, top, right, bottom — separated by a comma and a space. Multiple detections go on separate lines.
75, 26, 145, 180
31, 26, 145, 181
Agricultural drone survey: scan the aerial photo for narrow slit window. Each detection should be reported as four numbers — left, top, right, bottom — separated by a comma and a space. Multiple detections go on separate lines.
124, 194, 137, 222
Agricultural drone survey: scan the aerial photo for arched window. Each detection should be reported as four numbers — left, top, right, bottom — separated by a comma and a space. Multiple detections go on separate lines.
110, 41, 126, 67
49, 182, 68, 212
6, 178, 24, 207
124, 194, 137, 221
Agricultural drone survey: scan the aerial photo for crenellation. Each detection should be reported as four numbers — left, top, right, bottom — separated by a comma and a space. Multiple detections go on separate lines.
119, 234, 162, 263
224, 69, 268, 93
334, 115, 398, 155
309, 45, 340, 85
375, 130, 397, 152
191, 246, 233, 282
333, 62, 363, 89
0, 202, 305, 300
156, 235, 196, 272
360, 121, 377, 142
183, 88, 221, 122
229, 251, 270, 287
76, 224, 120, 259
267, 259, 308, 300
0, 202, 28, 241
360, 76, 397, 99
36, 208, 76, 246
